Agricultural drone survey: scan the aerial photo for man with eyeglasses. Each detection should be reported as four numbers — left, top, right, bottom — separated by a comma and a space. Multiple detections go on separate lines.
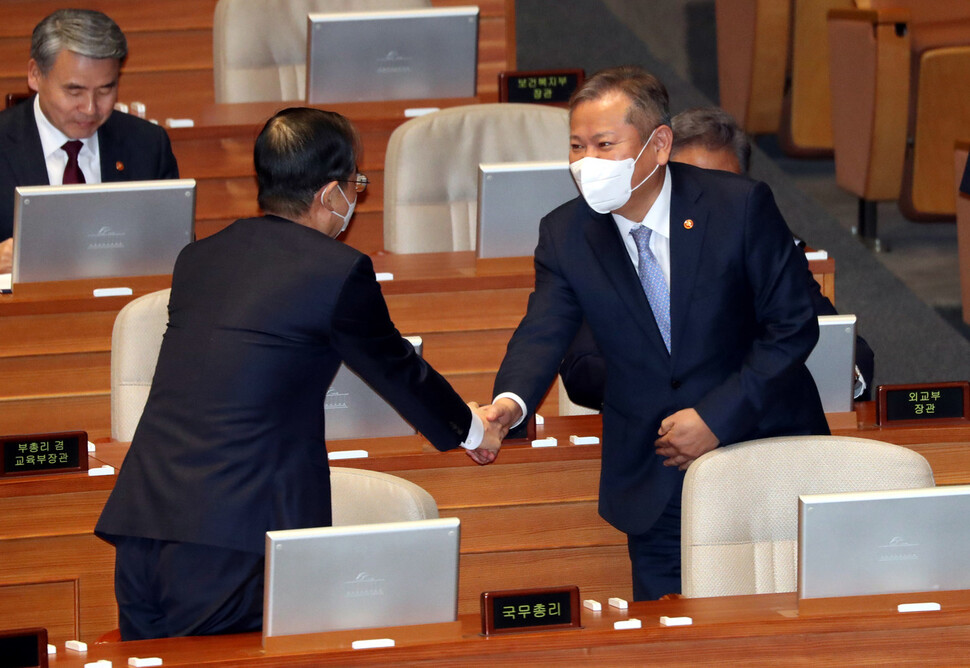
96, 107, 504, 639
483, 66, 828, 601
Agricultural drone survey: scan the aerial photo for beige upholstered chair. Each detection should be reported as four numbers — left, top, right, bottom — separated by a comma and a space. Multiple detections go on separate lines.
212, 0, 431, 104
383, 103, 571, 253
681, 435, 935, 598
330, 467, 438, 525
557, 376, 598, 416
110, 289, 171, 441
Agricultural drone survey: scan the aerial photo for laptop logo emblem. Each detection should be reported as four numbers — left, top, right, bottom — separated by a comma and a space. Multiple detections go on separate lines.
343, 572, 386, 598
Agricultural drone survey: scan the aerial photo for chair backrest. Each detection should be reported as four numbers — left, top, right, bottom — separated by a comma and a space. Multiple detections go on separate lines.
110, 289, 171, 441
383, 103, 570, 253
330, 467, 438, 525
557, 376, 598, 416
212, 0, 431, 104
681, 435, 935, 598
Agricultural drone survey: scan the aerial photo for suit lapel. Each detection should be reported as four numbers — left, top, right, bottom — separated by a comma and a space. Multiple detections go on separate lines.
667, 163, 708, 352
583, 207, 669, 354
4, 99, 50, 186
98, 113, 127, 182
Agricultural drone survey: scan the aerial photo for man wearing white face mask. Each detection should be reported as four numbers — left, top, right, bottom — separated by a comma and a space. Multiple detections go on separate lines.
485, 66, 828, 600
97, 107, 504, 639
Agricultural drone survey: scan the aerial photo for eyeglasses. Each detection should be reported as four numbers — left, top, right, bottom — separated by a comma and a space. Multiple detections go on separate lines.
340, 173, 369, 193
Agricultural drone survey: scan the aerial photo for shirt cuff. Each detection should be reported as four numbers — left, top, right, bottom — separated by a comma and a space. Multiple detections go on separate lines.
853, 364, 866, 400
459, 410, 485, 450
492, 392, 527, 429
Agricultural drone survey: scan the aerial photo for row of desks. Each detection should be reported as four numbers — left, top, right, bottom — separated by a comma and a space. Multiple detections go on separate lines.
0, 252, 836, 441
3, 408, 970, 648
39, 589, 970, 666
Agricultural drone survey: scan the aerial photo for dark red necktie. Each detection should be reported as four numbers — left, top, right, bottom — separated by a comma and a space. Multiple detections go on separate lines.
62, 140, 85, 184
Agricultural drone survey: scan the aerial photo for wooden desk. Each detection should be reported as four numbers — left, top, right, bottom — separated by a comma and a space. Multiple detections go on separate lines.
41, 590, 970, 666
4, 410, 970, 647
0, 254, 537, 440
0, 252, 835, 441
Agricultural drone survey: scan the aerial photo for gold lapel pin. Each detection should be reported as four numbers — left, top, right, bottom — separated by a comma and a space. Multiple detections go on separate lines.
116, 161, 125, 172
684, 219, 694, 229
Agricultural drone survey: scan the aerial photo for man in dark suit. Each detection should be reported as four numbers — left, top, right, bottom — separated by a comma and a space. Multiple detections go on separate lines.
0, 8, 179, 272
559, 106, 875, 411
96, 107, 502, 640
485, 67, 829, 600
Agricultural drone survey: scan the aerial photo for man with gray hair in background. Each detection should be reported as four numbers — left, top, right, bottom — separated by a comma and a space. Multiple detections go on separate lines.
0, 8, 179, 273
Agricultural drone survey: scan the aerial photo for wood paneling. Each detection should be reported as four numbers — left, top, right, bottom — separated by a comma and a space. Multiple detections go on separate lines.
0, 0, 514, 119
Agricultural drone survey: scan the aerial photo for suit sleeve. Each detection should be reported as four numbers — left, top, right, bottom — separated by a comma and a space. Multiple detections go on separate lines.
329, 254, 472, 451
694, 182, 821, 444
154, 126, 179, 179
493, 218, 584, 413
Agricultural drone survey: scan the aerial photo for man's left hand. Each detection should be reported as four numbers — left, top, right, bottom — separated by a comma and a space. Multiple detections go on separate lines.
654, 408, 719, 470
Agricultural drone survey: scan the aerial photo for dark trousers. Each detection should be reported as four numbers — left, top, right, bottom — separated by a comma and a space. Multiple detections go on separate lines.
112, 535, 265, 640
626, 477, 683, 601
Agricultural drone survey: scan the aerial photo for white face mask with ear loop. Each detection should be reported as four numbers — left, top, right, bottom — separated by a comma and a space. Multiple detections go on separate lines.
569, 126, 660, 214
324, 182, 356, 237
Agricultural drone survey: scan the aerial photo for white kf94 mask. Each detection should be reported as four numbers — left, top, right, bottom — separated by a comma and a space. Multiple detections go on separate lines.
569, 127, 659, 214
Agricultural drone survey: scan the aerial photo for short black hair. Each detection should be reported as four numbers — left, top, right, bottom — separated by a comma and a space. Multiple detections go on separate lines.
671, 107, 751, 174
255, 107, 359, 220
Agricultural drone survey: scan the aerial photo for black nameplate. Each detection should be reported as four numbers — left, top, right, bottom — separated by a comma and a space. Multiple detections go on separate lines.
0, 431, 88, 477
499, 69, 584, 105
481, 586, 581, 635
0, 628, 48, 668
877, 382, 970, 426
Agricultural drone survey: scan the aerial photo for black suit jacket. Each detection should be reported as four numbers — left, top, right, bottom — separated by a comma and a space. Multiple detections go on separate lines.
0, 96, 179, 240
494, 163, 829, 536
97, 216, 473, 554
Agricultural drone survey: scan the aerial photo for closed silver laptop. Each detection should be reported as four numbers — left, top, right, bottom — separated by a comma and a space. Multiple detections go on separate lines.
324, 336, 422, 440
476, 161, 578, 258
306, 7, 479, 104
263, 517, 460, 638
805, 314, 856, 413
798, 485, 970, 599
12, 179, 195, 284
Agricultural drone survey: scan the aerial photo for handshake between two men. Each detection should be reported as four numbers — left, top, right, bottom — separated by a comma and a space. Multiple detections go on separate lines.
464, 398, 720, 469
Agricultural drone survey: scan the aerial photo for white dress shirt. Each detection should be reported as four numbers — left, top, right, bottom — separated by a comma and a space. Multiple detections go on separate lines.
33, 95, 102, 185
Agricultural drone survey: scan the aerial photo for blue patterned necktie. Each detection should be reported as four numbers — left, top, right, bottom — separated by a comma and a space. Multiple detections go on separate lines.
630, 225, 671, 352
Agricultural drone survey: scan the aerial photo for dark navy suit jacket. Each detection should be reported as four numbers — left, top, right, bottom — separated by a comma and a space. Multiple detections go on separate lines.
97, 216, 473, 555
0, 96, 179, 240
494, 163, 829, 536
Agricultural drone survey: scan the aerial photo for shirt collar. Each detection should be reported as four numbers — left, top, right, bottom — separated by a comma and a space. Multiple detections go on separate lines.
33, 94, 99, 160
612, 164, 673, 237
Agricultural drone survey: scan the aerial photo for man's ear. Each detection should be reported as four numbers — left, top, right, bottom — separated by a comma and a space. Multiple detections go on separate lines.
653, 124, 674, 166
26, 59, 42, 93
317, 181, 339, 211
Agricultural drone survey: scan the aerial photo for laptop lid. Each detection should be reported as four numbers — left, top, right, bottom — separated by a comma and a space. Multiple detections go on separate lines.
306, 7, 479, 104
263, 516, 460, 638
12, 179, 196, 284
476, 161, 578, 258
324, 336, 422, 440
805, 314, 856, 413
798, 485, 970, 599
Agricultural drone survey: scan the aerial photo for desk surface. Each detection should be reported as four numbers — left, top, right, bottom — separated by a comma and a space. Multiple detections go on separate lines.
44, 590, 970, 666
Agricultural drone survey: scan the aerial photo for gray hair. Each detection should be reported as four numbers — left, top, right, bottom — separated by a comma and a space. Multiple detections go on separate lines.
31, 9, 127, 73
569, 65, 671, 143
671, 107, 751, 174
